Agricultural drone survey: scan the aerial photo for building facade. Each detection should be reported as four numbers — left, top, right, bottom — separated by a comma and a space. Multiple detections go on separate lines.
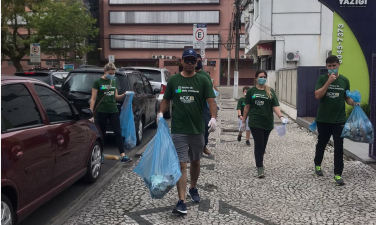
244, 0, 333, 118
100, 0, 255, 86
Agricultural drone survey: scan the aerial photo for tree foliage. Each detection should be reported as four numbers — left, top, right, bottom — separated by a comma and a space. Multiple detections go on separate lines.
32, 0, 98, 67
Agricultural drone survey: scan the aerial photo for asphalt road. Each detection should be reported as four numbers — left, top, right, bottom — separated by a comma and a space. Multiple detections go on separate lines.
18, 127, 157, 225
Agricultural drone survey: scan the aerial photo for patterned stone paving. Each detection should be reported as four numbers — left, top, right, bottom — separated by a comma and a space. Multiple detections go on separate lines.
65, 90, 376, 225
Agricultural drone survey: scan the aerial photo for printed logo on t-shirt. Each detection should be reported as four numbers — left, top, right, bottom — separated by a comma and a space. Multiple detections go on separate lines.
242, 102, 246, 106
100, 85, 114, 90
175, 86, 200, 94
255, 100, 264, 106
326, 92, 340, 98
252, 94, 268, 100
180, 96, 195, 103
328, 84, 344, 91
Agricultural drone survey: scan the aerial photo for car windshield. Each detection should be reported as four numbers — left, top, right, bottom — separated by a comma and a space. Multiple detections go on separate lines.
15, 73, 52, 85
61, 72, 129, 94
137, 69, 161, 82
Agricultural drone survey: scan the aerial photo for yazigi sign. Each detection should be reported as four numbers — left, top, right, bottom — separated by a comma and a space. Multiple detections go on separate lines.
339, 0, 367, 7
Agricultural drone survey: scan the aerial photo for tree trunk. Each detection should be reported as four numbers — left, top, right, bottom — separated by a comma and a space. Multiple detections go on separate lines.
13, 59, 23, 72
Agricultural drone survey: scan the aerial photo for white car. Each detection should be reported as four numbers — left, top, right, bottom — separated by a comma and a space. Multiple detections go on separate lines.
121, 67, 173, 118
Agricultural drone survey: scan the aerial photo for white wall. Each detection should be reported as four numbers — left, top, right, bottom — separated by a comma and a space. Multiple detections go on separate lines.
267, 70, 276, 90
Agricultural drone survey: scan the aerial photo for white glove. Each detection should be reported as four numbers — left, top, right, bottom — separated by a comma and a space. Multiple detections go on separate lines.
280, 117, 289, 125
157, 112, 163, 124
208, 118, 217, 133
242, 122, 246, 131
89, 117, 94, 123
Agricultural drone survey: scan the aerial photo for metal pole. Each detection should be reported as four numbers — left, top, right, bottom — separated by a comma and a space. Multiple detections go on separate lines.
227, 47, 231, 87
234, 0, 240, 98
218, 31, 221, 87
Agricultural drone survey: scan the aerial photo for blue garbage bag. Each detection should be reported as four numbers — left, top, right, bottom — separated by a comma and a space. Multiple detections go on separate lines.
133, 118, 182, 199
309, 121, 317, 131
341, 90, 374, 143
120, 92, 136, 149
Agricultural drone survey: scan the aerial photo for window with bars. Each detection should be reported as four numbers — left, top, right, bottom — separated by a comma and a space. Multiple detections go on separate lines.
109, 0, 219, 4
45, 60, 58, 66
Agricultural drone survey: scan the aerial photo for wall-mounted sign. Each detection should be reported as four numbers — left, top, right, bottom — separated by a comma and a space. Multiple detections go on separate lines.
339, 0, 367, 8
257, 43, 273, 56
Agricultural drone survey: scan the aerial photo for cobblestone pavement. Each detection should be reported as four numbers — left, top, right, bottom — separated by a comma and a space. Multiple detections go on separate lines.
66, 89, 376, 225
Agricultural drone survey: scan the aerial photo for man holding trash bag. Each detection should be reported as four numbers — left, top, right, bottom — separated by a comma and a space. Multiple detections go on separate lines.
314, 55, 358, 186
158, 49, 217, 215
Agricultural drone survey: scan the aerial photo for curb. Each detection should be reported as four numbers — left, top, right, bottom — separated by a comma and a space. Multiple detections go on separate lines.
296, 117, 375, 164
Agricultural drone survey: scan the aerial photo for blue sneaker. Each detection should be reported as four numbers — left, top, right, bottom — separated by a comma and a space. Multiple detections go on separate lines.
120, 156, 132, 163
172, 200, 187, 215
189, 187, 200, 203
101, 155, 105, 164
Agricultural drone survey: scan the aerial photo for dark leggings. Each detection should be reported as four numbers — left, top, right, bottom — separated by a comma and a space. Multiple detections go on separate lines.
97, 112, 124, 154
250, 127, 272, 168
315, 122, 344, 175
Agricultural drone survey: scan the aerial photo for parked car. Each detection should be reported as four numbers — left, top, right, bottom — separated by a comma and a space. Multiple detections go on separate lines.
14, 68, 66, 90
1, 76, 103, 225
120, 67, 172, 118
60, 68, 159, 145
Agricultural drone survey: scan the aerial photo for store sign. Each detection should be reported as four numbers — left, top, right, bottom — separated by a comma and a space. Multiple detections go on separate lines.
257, 43, 273, 56
339, 0, 367, 7
336, 24, 344, 64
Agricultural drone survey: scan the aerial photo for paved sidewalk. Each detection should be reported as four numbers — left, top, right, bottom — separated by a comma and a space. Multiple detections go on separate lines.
65, 88, 376, 225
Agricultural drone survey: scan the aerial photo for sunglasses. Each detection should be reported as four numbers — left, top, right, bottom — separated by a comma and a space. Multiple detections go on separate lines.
183, 58, 198, 64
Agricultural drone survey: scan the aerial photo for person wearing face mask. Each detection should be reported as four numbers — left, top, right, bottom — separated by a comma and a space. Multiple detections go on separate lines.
237, 86, 251, 145
195, 54, 216, 155
242, 70, 287, 178
90, 62, 132, 164
313, 55, 358, 186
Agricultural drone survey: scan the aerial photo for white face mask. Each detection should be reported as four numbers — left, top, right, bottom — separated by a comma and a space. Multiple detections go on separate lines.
243, 92, 247, 96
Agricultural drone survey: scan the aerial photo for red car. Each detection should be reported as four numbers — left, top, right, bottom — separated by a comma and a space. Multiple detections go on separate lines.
1, 76, 104, 225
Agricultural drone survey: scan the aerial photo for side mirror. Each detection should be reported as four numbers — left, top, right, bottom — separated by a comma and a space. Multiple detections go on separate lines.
54, 84, 62, 91
153, 89, 161, 94
81, 108, 93, 120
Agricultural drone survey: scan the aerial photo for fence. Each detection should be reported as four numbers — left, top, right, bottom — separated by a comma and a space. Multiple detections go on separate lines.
276, 68, 297, 108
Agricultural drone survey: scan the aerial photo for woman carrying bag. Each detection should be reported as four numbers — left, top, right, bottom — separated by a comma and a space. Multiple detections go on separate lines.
89, 62, 132, 164
242, 70, 288, 178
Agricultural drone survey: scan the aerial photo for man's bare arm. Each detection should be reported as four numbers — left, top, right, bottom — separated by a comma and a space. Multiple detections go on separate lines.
207, 98, 217, 119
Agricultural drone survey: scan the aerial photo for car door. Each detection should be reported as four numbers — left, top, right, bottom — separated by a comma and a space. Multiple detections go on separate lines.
33, 84, 89, 184
141, 75, 157, 122
130, 74, 148, 124
1, 83, 56, 208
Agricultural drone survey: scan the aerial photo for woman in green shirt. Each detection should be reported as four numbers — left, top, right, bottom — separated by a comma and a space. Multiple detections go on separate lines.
89, 62, 132, 164
242, 70, 288, 178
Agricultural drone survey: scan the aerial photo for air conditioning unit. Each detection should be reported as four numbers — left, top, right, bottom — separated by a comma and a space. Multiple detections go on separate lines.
158, 55, 165, 59
166, 56, 173, 59
240, 55, 248, 59
285, 52, 300, 61
249, 3, 254, 12
151, 55, 158, 59
326, 50, 332, 58
172, 56, 177, 59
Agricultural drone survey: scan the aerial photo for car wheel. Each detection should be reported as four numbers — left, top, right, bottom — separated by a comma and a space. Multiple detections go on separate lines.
1, 194, 14, 225
83, 141, 102, 183
136, 117, 143, 145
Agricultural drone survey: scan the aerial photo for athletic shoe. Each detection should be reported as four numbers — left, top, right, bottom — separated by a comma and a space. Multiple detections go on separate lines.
237, 135, 242, 142
257, 167, 265, 178
121, 156, 132, 163
315, 165, 323, 176
246, 140, 251, 146
334, 175, 345, 186
188, 187, 201, 203
101, 155, 105, 164
172, 200, 187, 215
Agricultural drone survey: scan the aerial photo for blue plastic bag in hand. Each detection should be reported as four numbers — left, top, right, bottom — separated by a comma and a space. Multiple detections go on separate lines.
120, 92, 136, 149
133, 118, 182, 199
341, 91, 374, 143
309, 121, 317, 131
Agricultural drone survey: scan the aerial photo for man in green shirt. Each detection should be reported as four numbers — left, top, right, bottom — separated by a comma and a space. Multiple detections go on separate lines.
314, 55, 358, 186
158, 49, 217, 215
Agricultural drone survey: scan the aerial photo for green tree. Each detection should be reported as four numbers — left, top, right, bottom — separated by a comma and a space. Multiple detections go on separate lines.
1, 0, 46, 71
32, 0, 98, 67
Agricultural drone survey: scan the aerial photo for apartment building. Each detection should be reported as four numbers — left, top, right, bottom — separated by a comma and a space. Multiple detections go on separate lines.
100, 0, 254, 86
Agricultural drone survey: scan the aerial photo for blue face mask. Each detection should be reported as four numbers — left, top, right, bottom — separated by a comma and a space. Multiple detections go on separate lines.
328, 68, 338, 75
106, 74, 115, 79
258, 78, 267, 85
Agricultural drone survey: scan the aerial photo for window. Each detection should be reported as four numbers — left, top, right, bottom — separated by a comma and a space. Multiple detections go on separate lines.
34, 85, 73, 123
7, 61, 13, 66
1, 84, 42, 132
109, 0, 219, 4
138, 69, 161, 82
109, 11, 219, 24
46, 60, 58, 66
28, 61, 37, 66
164, 71, 171, 82
128, 74, 145, 94
254, 0, 259, 20
141, 75, 152, 94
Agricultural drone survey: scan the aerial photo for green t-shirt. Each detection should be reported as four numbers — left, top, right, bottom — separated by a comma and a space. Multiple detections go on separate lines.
92, 78, 118, 113
237, 97, 246, 115
163, 73, 216, 134
245, 87, 280, 130
196, 70, 213, 88
315, 74, 350, 123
